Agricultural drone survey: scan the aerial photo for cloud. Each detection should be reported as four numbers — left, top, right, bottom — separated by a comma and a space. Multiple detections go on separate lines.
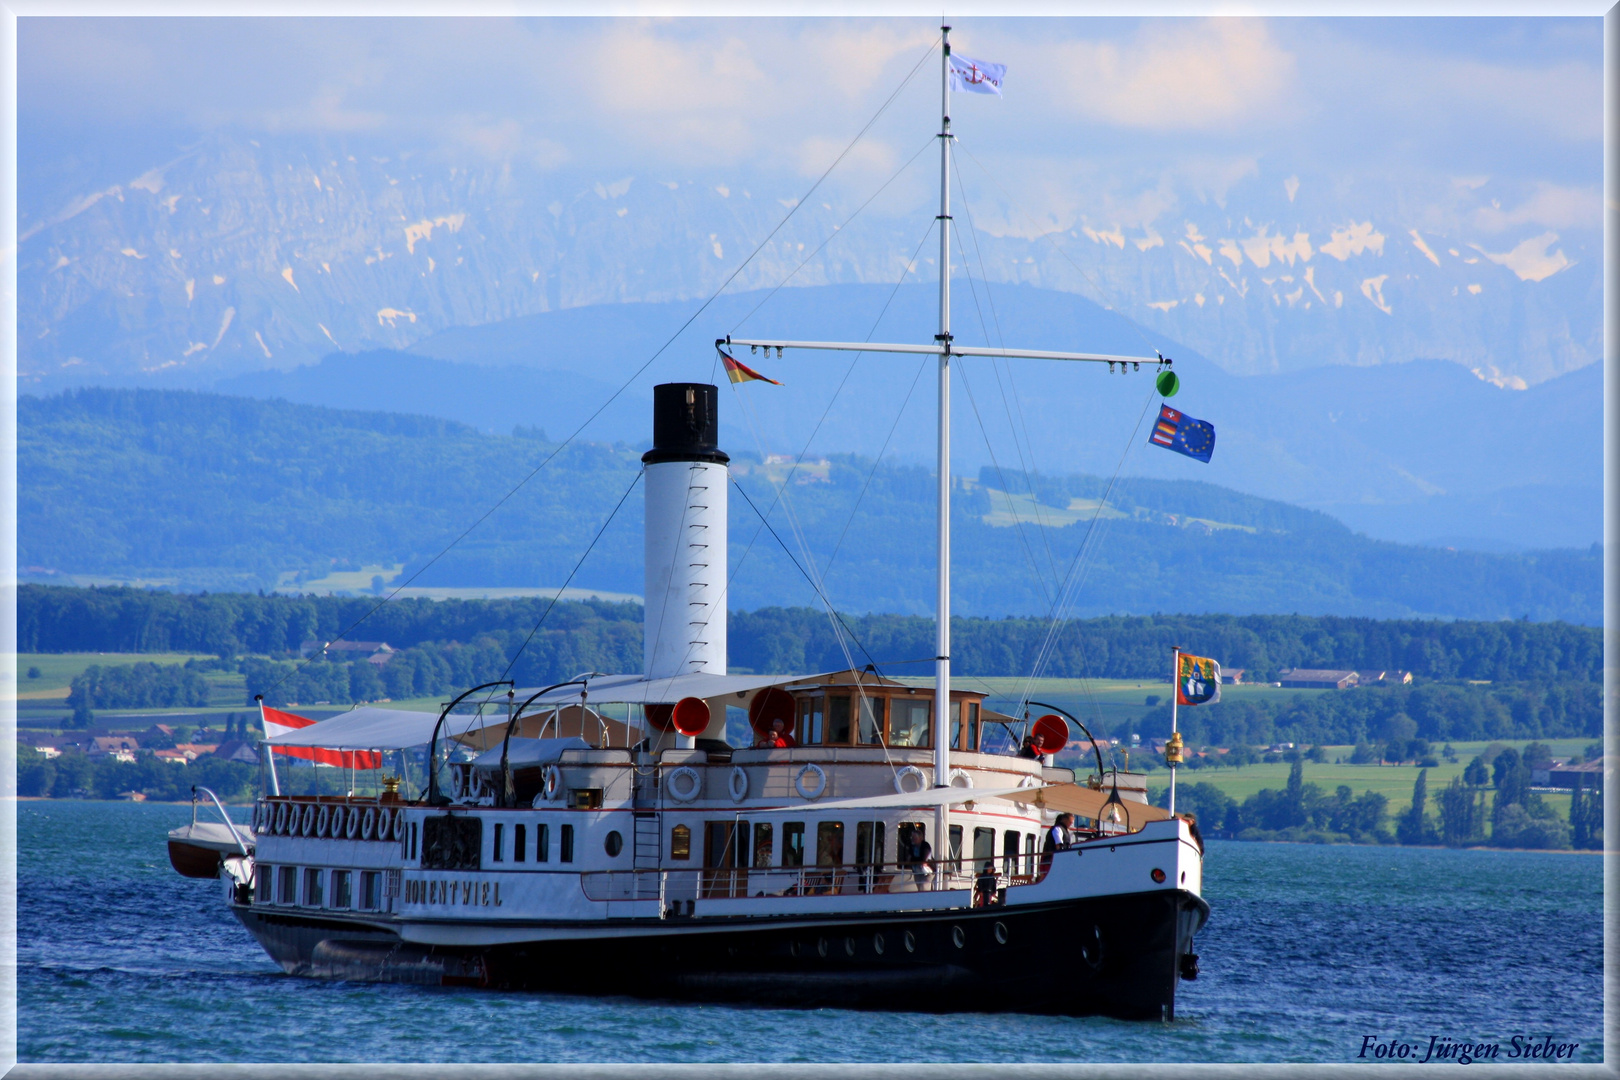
1040, 20, 1299, 132
1472, 183, 1600, 233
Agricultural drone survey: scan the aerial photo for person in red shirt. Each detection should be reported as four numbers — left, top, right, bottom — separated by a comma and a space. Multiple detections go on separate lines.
756, 717, 797, 749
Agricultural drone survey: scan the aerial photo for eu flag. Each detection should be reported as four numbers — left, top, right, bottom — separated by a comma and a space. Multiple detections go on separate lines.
1148, 404, 1215, 463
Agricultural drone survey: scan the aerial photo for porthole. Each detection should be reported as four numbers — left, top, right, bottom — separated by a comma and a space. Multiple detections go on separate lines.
904, 930, 916, 953
874, 933, 886, 955
790, 941, 801, 958
817, 937, 828, 958
604, 831, 624, 857
994, 921, 1008, 945
844, 937, 855, 957
951, 925, 965, 949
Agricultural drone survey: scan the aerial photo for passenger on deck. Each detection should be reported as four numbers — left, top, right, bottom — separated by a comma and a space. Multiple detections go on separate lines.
755, 718, 797, 749
900, 825, 934, 887
1038, 813, 1076, 877
1016, 732, 1048, 760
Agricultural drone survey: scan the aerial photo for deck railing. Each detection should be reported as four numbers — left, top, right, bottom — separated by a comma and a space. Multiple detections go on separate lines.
579, 857, 1044, 904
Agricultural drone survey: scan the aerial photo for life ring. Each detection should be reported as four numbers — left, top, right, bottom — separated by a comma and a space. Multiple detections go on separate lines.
391, 808, 405, 842
795, 763, 827, 800
361, 807, 376, 842
729, 766, 749, 803
668, 766, 702, 803
273, 803, 287, 834
948, 768, 974, 789
541, 765, 562, 802
1018, 774, 1041, 789
345, 805, 361, 839
300, 804, 316, 836
893, 766, 927, 795
315, 805, 330, 837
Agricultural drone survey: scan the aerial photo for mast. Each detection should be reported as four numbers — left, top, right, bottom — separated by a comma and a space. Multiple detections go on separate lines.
934, 25, 954, 849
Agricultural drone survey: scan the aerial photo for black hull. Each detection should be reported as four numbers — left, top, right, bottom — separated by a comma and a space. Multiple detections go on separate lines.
235, 889, 1208, 1020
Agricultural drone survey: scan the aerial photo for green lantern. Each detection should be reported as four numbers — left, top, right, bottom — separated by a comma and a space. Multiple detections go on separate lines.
1156, 370, 1180, 398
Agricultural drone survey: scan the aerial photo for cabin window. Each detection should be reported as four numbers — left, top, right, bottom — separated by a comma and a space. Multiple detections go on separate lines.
360, 870, 381, 910
560, 824, 575, 863
278, 865, 297, 905
1003, 830, 1021, 876
826, 695, 852, 744
331, 870, 353, 909
255, 864, 271, 903
752, 822, 774, 868
303, 867, 324, 907
1024, 834, 1037, 876
605, 831, 623, 857
513, 824, 527, 863
670, 824, 691, 861
897, 822, 928, 865
948, 825, 964, 867
536, 823, 550, 862
973, 827, 996, 873
797, 697, 824, 745
815, 821, 845, 867
408, 822, 418, 861
889, 698, 930, 747
855, 822, 886, 867
493, 823, 505, 862
858, 696, 884, 744
782, 822, 806, 867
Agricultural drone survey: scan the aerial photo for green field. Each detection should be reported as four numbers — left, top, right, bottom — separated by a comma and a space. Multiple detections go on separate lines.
8, 652, 250, 725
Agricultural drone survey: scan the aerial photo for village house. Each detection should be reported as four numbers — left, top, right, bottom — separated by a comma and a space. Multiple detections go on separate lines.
1541, 757, 1611, 790
87, 736, 140, 762
1278, 669, 1359, 690
1220, 668, 1246, 685
298, 640, 395, 666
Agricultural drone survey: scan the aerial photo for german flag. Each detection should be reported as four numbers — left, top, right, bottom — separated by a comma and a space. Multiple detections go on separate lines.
721, 351, 782, 386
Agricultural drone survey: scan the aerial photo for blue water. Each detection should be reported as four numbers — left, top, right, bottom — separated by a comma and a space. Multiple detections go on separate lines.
18, 801, 1604, 1063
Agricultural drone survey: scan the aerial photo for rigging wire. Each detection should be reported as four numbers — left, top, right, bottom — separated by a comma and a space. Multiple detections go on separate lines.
263, 36, 942, 696
950, 152, 1063, 586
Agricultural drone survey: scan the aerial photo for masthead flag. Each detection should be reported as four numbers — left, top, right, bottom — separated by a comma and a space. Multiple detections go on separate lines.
721, 351, 782, 386
1175, 653, 1222, 706
259, 704, 382, 769
1148, 404, 1216, 463
949, 54, 1006, 96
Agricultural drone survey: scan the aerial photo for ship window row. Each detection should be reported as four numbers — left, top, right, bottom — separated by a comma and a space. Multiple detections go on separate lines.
258, 864, 383, 910
486, 822, 574, 865
788, 695, 980, 750
665, 819, 1039, 875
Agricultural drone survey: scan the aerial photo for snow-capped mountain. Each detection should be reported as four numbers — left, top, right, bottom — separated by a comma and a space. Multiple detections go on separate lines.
19, 133, 1599, 391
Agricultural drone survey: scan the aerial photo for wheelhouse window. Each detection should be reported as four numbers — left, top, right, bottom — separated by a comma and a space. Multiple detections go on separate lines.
826, 695, 852, 744
782, 822, 805, 867
858, 696, 884, 745
889, 698, 931, 747
513, 824, 527, 862
797, 696, 824, 745
670, 824, 692, 861
952, 701, 981, 751
751, 822, 774, 868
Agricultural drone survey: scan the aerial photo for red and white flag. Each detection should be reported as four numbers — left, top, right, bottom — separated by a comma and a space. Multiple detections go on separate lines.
259, 704, 381, 769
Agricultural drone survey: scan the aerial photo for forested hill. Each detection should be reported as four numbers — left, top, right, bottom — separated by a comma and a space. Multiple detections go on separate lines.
19, 586, 1604, 686
18, 387, 1602, 622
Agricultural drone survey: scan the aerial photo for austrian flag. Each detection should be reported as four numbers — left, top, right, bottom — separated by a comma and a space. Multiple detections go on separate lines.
260, 704, 381, 769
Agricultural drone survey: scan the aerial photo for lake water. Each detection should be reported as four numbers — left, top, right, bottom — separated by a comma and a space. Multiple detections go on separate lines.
16, 800, 1605, 1064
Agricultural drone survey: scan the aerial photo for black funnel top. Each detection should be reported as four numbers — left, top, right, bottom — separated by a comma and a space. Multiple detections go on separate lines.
642, 383, 729, 466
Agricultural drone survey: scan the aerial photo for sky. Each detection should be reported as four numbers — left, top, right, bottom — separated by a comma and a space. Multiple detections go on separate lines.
17, 14, 1604, 240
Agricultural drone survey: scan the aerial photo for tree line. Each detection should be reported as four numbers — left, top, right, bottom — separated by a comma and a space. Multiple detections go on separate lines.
20, 586, 1603, 683
1171, 743, 1602, 850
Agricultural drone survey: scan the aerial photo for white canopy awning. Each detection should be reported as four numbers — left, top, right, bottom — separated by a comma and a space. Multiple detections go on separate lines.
514, 671, 835, 707
264, 706, 482, 751
469, 737, 589, 769
734, 784, 1048, 816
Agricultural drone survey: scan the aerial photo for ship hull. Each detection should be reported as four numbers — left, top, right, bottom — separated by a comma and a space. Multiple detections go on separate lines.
233, 888, 1207, 1020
